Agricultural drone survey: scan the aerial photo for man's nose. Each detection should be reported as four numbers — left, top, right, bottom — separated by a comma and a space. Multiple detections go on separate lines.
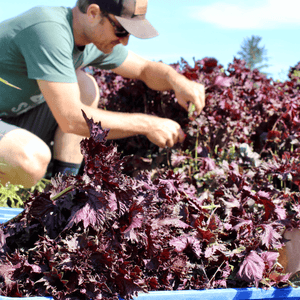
119, 35, 130, 46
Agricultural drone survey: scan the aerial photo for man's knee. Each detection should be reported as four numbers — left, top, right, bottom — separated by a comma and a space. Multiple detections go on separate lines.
76, 69, 99, 108
23, 137, 52, 181
0, 129, 51, 188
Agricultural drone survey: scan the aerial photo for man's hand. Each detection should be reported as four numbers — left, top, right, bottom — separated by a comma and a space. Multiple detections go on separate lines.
113, 52, 206, 118
144, 115, 186, 148
111, 52, 206, 146
38, 78, 185, 148
173, 78, 205, 118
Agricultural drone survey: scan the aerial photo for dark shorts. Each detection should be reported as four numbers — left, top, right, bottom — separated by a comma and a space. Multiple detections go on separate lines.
0, 102, 58, 146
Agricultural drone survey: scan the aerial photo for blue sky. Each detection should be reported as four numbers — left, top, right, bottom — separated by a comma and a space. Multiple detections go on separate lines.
1, 0, 299, 81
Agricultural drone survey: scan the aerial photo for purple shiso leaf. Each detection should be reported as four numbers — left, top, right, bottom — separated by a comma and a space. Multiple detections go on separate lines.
260, 224, 282, 249
214, 75, 232, 87
237, 251, 265, 285
261, 251, 279, 269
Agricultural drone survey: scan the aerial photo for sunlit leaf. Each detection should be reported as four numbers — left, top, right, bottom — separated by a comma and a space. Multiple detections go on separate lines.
0, 77, 21, 90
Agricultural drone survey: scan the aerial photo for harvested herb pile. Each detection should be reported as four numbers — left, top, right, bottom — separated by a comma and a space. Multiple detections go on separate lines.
0, 111, 295, 300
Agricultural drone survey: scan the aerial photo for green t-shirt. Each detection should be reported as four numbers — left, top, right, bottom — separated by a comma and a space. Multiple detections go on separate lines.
0, 6, 128, 117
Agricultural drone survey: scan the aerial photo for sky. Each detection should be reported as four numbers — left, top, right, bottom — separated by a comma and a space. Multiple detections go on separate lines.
1, 0, 300, 81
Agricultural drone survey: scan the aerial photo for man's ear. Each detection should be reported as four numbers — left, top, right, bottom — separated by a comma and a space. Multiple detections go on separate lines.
86, 4, 101, 23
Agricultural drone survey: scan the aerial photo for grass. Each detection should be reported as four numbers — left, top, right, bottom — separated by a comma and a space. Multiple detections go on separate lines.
0, 178, 50, 208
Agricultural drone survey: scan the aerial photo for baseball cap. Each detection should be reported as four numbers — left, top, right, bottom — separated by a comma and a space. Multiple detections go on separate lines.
92, 0, 159, 39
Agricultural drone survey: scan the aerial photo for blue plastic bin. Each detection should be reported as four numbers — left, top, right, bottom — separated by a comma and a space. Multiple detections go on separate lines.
1, 207, 300, 300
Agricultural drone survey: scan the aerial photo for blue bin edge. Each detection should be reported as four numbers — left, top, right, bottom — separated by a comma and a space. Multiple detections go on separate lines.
1, 207, 299, 300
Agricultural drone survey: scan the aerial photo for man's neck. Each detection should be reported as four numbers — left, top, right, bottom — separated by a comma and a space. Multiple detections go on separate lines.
72, 7, 89, 47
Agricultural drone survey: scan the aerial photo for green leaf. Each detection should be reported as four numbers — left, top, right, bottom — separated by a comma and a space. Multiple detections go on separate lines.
0, 183, 24, 208
188, 103, 196, 120
0, 77, 21, 90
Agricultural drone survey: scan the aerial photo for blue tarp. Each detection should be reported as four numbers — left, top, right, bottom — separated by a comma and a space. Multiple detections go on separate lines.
0, 207, 23, 223
1, 207, 300, 300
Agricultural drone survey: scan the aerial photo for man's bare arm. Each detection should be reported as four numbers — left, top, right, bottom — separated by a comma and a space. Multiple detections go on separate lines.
37, 80, 185, 148
113, 51, 205, 115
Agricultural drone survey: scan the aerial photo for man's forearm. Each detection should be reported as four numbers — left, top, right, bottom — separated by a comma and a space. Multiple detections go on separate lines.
38, 78, 185, 148
68, 105, 184, 148
139, 60, 186, 92
69, 105, 150, 140
138, 60, 205, 115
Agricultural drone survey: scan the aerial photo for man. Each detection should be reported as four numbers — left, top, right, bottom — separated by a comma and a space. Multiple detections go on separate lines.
0, 0, 205, 188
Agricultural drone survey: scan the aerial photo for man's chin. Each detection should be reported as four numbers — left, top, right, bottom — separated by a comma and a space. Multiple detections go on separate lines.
103, 49, 113, 54
96, 46, 113, 54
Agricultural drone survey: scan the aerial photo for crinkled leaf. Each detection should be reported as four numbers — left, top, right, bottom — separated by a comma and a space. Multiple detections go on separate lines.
237, 251, 265, 284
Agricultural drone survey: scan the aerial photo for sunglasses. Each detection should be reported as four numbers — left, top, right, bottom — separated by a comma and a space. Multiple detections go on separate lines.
106, 15, 130, 38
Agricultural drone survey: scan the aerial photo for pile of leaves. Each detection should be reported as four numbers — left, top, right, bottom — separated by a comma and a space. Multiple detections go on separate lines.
0, 110, 299, 300
92, 57, 300, 180
1, 57, 300, 299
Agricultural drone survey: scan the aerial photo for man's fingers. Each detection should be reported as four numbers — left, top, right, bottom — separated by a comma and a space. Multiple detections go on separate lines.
166, 128, 186, 148
166, 140, 174, 148
176, 81, 205, 117
145, 116, 187, 148
193, 86, 205, 115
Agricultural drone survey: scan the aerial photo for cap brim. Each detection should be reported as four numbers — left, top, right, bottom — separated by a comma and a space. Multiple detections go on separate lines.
115, 16, 159, 39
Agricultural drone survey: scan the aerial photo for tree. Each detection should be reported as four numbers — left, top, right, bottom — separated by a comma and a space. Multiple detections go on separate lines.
237, 35, 269, 71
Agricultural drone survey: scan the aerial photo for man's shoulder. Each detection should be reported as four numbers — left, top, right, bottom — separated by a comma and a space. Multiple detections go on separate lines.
1, 6, 72, 37
23, 6, 72, 24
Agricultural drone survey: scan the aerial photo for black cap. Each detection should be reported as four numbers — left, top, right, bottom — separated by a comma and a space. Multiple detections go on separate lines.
93, 0, 159, 39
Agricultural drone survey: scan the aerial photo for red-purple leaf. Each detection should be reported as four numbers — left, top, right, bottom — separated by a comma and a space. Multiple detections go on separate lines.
260, 224, 282, 249
214, 75, 232, 87
237, 251, 265, 284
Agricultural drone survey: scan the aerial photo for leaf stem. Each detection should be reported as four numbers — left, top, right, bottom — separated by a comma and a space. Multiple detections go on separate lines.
194, 132, 199, 171
51, 185, 76, 201
208, 260, 225, 286
2, 185, 77, 227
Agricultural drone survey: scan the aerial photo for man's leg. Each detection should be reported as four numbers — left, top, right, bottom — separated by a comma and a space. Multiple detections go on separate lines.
0, 128, 51, 188
52, 69, 100, 176
0, 101, 57, 188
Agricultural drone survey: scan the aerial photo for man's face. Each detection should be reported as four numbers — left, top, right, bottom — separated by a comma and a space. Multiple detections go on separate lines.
85, 8, 129, 54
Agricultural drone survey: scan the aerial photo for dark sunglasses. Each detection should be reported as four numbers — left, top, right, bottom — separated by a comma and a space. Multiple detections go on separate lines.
106, 15, 130, 38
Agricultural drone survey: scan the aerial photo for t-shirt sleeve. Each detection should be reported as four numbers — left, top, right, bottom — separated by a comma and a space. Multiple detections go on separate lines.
15, 22, 77, 83
88, 44, 128, 70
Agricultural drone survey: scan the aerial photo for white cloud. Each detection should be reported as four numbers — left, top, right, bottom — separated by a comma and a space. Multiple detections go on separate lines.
190, 0, 300, 29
